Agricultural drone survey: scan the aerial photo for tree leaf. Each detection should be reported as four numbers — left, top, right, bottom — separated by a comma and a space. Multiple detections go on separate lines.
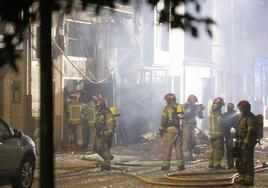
207, 27, 213, 38
195, 3, 201, 13
190, 25, 198, 37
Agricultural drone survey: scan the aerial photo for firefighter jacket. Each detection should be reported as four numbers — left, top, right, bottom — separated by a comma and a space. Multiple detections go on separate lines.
184, 102, 197, 126
237, 112, 257, 148
95, 108, 116, 139
160, 103, 183, 132
67, 103, 85, 125
81, 103, 89, 121
209, 110, 223, 138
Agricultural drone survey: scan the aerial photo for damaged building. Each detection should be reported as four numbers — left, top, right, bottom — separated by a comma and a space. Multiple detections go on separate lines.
1, 0, 268, 187
0, 0, 268, 149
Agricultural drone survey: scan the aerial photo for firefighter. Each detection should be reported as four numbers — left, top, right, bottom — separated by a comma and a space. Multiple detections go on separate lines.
222, 103, 239, 169
208, 97, 225, 169
67, 91, 84, 148
159, 93, 185, 171
183, 95, 204, 161
234, 100, 257, 186
88, 96, 99, 150
81, 96, 90, 148
92, 95, 116, 170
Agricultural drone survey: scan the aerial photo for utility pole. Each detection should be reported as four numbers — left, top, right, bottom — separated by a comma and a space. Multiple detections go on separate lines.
40, 0, 54, 187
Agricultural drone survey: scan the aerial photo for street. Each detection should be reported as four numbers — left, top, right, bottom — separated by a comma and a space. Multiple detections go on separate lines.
2, 144, 268, 188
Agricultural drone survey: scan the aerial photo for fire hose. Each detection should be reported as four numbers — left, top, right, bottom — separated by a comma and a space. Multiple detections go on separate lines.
114, 159, 209, 167
122, 163, 268, 187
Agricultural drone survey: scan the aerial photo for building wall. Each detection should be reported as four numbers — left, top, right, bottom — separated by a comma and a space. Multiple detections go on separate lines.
0, 67, 11, 123
212, 0, 268, 123
0, 50, 32, 136
185, 0, 213, 63
53, 56, 64, 150
153, 4, 185, 102
30, 15, 64, 149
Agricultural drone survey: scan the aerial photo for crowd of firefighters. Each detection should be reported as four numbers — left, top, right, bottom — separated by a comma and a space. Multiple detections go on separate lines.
160, 93, 263, 186
67, 90, 117, 170
66, 90, 263, 186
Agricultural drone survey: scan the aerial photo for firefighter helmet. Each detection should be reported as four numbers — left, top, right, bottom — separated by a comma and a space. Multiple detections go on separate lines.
187, 95, 198, 104
237, 100, 251, 112
93, 95, 107, 108
213, 97, 225, 106
164, 93, 176, 104
69, 90, 84, 99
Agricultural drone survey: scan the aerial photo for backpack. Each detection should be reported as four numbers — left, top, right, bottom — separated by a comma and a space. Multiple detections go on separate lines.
256, 114, 264, 144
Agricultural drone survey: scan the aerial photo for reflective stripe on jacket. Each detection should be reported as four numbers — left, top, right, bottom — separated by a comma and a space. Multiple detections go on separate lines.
209, 111, 223, 138
161, 103, 182, 131
68, 104, 84, 124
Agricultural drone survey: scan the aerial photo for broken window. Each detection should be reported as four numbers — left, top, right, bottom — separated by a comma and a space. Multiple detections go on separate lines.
66, 20, 94, 58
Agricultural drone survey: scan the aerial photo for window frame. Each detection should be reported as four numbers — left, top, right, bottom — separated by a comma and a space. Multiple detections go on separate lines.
0, 119, 13, 140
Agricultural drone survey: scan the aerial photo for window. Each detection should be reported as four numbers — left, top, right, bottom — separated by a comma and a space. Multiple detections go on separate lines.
156, 23, 170, 52
32, 26, 40, 60
66, 21, 94, 58
160, 24, 170, 51
142, 69, 168, 84
155, 0, 170, 51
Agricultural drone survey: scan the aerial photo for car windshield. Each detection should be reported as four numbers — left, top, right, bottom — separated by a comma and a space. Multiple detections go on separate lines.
0, 119, 13, 137
0, 120, 10, 138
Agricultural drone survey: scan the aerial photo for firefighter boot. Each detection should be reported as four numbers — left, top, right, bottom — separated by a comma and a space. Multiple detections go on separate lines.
208, 163, 214, 169
100, 164, 111, 171
214, 164, 225, 170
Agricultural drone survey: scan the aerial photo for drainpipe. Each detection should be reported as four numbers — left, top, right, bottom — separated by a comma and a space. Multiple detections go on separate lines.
231, 0, 234, 101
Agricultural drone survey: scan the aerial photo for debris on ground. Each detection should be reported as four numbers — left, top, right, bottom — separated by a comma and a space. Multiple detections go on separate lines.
195, 128, 210, 145
139, 131, 158, 143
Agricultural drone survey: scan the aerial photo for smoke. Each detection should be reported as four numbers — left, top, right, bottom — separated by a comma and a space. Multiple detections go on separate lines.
65, 1, 165, 143
63, 0, 268, 145
118, 82, 169, 143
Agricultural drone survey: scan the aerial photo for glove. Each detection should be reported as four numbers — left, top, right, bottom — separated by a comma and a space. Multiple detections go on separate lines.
159, 129, 164, 138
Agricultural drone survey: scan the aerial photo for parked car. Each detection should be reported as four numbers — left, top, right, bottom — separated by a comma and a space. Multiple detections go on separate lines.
0, 118, 36, 188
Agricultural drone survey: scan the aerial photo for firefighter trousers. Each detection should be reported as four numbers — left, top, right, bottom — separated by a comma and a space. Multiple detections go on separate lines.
209, 136, 224, 167
183, 125, 196, 161
162, 127, 184, 170
82, 120, 89, 147
68, 124, 77, 146
94, 141, 112, 170
224, 133, 234, 168
236, 146, 255, 185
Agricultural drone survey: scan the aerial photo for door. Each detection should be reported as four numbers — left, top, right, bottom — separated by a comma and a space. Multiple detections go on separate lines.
202, 77, 215, 130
